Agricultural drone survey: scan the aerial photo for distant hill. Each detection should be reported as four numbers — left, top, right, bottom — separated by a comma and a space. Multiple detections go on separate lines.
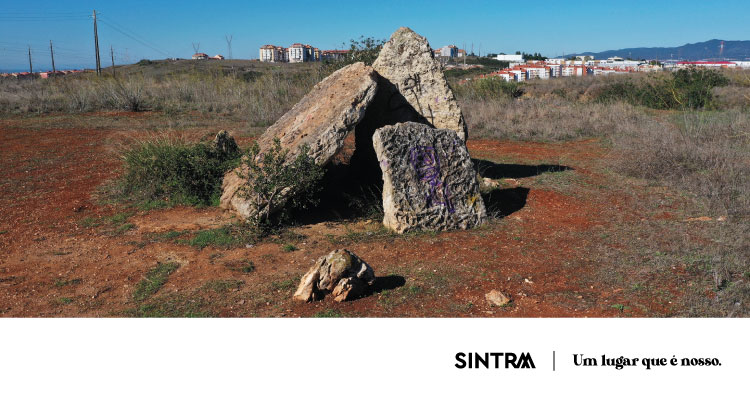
564, 39, 750, 61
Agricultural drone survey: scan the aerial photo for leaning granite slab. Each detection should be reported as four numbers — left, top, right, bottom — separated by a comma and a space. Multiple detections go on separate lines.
220, 62, 379, 219
294, 249, 376, 302
373, 122, 486, 233
372, 27, 468, 141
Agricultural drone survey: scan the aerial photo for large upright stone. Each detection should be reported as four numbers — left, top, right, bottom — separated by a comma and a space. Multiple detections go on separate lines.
220, 62, 379, 219
373, 122, 486, 233
372, 27, 468, 141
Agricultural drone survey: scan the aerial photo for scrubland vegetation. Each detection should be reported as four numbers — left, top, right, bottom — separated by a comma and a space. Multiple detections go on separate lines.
456, 69, 749, 316
1, 57, 748, 317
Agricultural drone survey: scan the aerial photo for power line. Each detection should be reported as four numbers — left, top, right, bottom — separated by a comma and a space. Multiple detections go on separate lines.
98, 16, 170, 57
0, 14, 90, 22
98, 20, 170, 57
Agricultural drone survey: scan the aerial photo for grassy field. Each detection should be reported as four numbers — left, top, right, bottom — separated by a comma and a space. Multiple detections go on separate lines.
0, 59, 747, 317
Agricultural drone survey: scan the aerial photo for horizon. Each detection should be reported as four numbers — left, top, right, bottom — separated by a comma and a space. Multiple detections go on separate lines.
2, 0, 749, 72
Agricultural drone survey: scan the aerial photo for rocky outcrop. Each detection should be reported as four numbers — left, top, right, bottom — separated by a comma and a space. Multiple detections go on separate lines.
220, 62, 379, 219
372, 27, 468, 141
293, 249, 376, 302
373, 122, 486, 233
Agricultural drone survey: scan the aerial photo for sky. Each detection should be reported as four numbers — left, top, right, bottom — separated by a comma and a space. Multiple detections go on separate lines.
1, 0, 749, 72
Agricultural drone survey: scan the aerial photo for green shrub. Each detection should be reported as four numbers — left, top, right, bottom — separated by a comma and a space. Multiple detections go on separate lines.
596, 69, 729, 110
119, 136, 240, 206
236, 138, 325, 227
455, 77, 524, 100
324, 36, 384, 70
672, 68, 730, 109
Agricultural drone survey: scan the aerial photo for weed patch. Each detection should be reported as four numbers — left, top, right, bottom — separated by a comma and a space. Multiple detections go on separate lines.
133, 262, 180, 302
312, 309, 347, 318
185, 225, 254, 249
270, 277, 298, 292
281, 243, 298, 252
125, 294, 212, 317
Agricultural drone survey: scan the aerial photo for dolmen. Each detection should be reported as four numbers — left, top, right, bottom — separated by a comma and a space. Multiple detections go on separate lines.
220, 27, 486, 233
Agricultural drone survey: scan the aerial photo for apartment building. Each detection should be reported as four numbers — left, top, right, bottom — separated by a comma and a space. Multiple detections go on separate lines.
287, 43, 307, 63
259, 45, 287, 62
260, 43, 319, 62
524, 64, 550, 79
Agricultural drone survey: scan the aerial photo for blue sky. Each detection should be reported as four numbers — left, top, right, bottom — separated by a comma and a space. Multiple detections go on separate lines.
1, 0, 749, 71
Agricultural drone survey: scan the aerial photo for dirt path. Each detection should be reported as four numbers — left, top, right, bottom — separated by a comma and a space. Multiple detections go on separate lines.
0, 117, 699, 317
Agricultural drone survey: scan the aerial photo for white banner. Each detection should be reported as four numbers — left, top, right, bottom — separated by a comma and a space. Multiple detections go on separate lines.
1, 319, 747, 399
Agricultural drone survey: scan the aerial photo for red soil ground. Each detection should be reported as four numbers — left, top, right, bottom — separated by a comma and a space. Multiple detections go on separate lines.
0, 115, 698, 317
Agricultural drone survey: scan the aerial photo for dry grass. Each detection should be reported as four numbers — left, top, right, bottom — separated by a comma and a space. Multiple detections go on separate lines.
455, 70, 749, 316
460, 96, 649, 140
612, 109, 750, 218
0, 60, 328, 127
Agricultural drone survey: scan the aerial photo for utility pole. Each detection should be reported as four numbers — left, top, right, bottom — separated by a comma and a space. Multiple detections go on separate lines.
28, 45, 33, 73
93, 9, 101, 76
110, 45, 115, 77
463, 42, 466, 66
225, 35, 233, 59
49, 40, 56, 74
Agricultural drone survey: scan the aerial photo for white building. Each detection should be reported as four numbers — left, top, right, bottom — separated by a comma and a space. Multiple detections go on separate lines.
547, 63, 562, 77
438, 45, 458, 58
561, 65, 588, 77
524, 65, 549, 80
259, 45, 287, 62
596, 58, 642, 69
495, 71, 515, 81
286, 43, 318, 63
496, 54, 525, 62
509, 69, 526, 81
287, 43, 306, 63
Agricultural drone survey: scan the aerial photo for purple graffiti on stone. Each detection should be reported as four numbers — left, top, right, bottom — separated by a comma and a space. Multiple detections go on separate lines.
409, 146, 454, 213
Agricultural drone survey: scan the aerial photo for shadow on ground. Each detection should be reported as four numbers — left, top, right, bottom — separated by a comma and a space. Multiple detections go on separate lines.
473, 159, 572, 179
482, 187, 530, 218
372, 275, 406, 293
